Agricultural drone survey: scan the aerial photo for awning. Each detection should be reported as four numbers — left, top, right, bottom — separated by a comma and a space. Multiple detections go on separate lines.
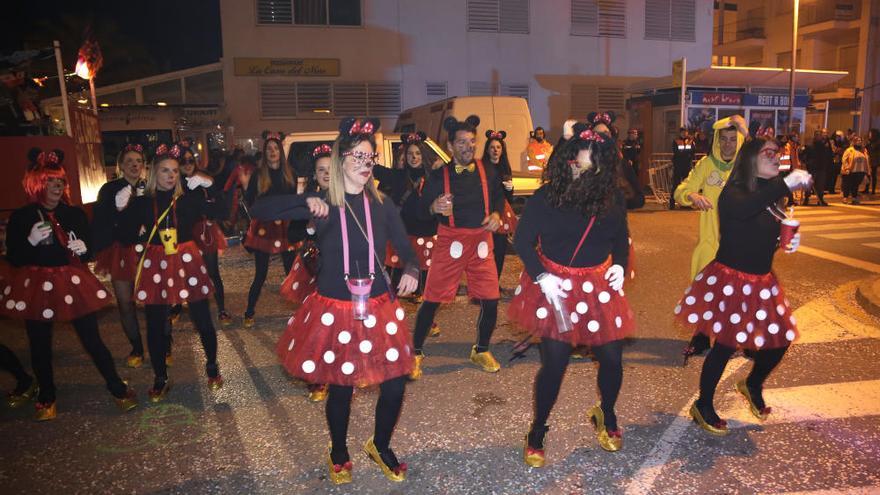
628, 65, 848, 93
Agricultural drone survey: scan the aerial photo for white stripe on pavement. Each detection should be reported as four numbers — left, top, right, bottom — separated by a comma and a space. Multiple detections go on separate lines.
790, 209, 850, 217
770, 487, 880, 495
799, 222, 880, 233
797, 246, 880, 274
799, 215, 876, 223
721, 379, 880, 428
864, 242, 880, 249
818, 231, 880, 240
827, 203, 880, 213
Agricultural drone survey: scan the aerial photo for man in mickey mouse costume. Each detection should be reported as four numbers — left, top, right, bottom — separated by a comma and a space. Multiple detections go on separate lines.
409, 115, 506, 379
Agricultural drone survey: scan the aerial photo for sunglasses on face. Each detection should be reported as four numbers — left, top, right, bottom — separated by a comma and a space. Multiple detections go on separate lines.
759, 148, 781, 159
343, 151, 378, 167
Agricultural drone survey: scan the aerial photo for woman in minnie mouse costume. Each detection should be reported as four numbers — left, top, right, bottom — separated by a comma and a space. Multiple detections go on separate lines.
92, 144, 148, 368
482, 129, 518, 281
242, 131, 299, 328
250, 117, 419, 485
2, 149, 137, 420
509, 124, 634, 466
675, 136, 812, 435
116, 144, 223, 402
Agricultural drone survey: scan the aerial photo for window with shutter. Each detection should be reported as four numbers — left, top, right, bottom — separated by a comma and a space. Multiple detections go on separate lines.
294, 0, 327, 25
468, 81, 498, 96
597, 0, 626, 38
468, 0, 528, 33
297, 82, 332, 114
597, 87, 625, 114
257, 0, 294, 25
260, 82, 297, 118
367, 82, 402, 115
571, 0, 599, 36
426, 81, 448, 100
670, 0, 695, 41
645, 0, 695, 41
645, 0, 671, 40
501, 83, 530, 102
333, 83, 368, 115
500, 0, 529, 33
571, 84, 598, 117
468, 0, 500, 31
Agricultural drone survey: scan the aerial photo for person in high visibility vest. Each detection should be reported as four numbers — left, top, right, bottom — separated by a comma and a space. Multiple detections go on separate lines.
527, 127, 553, 170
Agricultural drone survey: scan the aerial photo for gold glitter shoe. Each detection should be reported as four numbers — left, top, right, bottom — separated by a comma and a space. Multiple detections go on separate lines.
735, 380, 771, 420
208, 375, 224, 391
327, 445, 353, 485
243, 315, 255, 329
469, 346, 500, 373
126, 354, 144, 369
363, 436, 406, 482
308, 384, 328, 402
587, 404, 623, 452
689, 402, 729, 436
148, 381, 172, 403
6, 380, 38, 408
429, 322, 441, 337
523, 435, 546, 468
114, 388, 139, 413
408, 354, 424, 381
34, 401, 57, 421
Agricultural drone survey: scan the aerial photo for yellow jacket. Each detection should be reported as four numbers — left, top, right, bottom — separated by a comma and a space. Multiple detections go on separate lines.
527, 140, 553, 169
673, 116, 746, 278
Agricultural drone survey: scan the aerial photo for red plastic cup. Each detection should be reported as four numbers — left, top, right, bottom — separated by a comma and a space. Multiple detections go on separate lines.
779, 218, 800, 251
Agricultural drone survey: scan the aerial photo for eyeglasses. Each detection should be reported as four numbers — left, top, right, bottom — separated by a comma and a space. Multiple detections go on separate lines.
343, 151, 378, 168
759, 148, 781, 159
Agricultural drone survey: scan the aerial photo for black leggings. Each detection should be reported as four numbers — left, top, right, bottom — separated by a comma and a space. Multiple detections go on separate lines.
246, 250, 296, 316
203, 251, 226, 312
413, 299, 497, 353
697, 342, 789, 419
0, 343, 31, 388
145, 299, 218, 385
492, 233, 508, 280
25, 314, 127, 403
532, 338, 624, 431
326, 376, 406, 463
111, 279, 142, 356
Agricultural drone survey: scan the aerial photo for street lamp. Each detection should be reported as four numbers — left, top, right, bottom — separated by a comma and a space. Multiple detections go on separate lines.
787, 0, 799, 133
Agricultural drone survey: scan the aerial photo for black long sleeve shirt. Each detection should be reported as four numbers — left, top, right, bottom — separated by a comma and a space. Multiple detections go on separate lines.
6, 202, 92, 267
91, 178, 143, 252
244, 167, 296, 206
513, 186, 629, 280
715, 177, 790, 275
119, 188, 207, 246
418, 160, 505, 228
250, 191, 418, 300
373, 165, 438, 237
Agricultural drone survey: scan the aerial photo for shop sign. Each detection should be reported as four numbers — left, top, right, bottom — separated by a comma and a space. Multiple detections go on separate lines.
700, 93, 742, 105
233, 58, 340, 77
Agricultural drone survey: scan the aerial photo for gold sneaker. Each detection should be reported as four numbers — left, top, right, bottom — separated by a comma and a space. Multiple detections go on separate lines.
469, 346, 500, 373
308, 384, 328, 402
408, 354, 424, 381
429, 322, 441, 337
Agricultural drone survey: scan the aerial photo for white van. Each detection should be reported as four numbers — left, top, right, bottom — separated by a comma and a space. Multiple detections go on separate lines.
394, 96, 541, 197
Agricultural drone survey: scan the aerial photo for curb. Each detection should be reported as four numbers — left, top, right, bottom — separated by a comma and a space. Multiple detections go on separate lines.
855, 276, 880, 318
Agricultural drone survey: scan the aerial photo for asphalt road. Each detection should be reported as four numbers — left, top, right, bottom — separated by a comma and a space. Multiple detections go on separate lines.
1, 194, 879, 495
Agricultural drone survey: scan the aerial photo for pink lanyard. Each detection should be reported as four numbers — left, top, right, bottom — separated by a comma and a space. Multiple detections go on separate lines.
339, 193, 374, 278
568, 216, 596, 266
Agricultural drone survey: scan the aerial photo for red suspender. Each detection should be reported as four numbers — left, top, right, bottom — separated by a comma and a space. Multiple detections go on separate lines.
442, 165, 453, 228
442, 159, 490, 229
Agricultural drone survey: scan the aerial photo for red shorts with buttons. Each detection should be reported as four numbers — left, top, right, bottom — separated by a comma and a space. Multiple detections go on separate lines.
422, 224, 500, 303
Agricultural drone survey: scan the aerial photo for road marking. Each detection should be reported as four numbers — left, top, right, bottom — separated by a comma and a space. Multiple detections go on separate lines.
800, 214, 876, 223
799, 222, 880, 233
791, 209, 849, 217
827, 203, 880, 213
721, 379, 880, 428
818, 231, 880, 240
864, 242, 880, 249
797, 246, 880, 274
770, 487, 880, 495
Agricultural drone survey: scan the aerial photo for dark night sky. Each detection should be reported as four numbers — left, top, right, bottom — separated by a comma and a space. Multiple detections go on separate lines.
1, 0, 221, 85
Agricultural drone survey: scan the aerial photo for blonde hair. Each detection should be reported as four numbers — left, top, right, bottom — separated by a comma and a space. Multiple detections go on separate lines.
327, 138, 383, 207
145, 156, 184, 197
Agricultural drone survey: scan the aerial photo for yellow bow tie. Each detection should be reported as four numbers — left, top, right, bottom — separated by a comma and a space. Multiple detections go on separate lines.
454, 163, 475, 174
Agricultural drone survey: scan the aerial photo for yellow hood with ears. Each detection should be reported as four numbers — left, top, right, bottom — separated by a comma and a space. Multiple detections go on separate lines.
710, 116, 747, 171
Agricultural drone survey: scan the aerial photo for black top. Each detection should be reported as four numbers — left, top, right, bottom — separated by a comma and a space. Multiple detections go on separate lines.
418, 160, 505, 228
118, 188, 207, 245
513, 186, 630, 280
672, 138, 695, 169
6, 202, 92, 267
716, 177, 790, 275
244, 167, 296, 205
373, 165, 438, 237
250, 191, 418, 300
92, 178, 144, 251
621, 138, 641, 164
618, 161, 646, 210
485, 160, 515, 204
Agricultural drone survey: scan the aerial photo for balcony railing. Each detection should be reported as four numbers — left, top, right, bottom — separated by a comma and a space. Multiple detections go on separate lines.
799, 0, 861, 27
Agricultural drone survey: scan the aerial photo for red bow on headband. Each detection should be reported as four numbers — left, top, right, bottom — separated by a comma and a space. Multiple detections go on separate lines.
488, 131, 504, 140
592, 113, 612, 125
36, 151, 59, 167
349, 120, 375, 136
405, 132, 422, 142
124, 144, 143, 153
312, 144, 332, 156
265, 132, 283, 142
578, 129, 605, 143
155, 144, 182, 159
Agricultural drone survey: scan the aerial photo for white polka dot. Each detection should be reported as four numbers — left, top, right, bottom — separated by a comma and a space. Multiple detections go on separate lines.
723, 285, 734, 296
188, 277, 197, 287
287, 316, 295, 325
759, 289, 771, 300
707, 276, 717, 285
4, 300, 14, 310
161, 289, 168, 299
160, 260, 168, 270
292, 282, 300, 290
789, 315, 796, 325
42, 281, 53, 291
449, 241, 464, 259
274, 220, 282, 225
23, 278, 30, 288
42, 309, 54, 319
341, 362, 355, 375
570, 313, 579, 324
302, 360, 316, 373
293, 263, 300, 271
536, 307, 548, 319
685, 296, 696, 305
736, 332, 747, 343
703, 311, 713, 320
561, 279, 573, 291
64, 295, 73, 304
71, 275, 81, 285
423, 249, 431, 257
321, 313, 335, 326
178, 269, 185, 278
303, 312, 311, 322
426, 242, 434, 249
582, 281, 594, 293
576, 302, 588, 314
386, 348, 399, 362
713, 322, 723, 333
615, 316, 623, 328
687, 313, 698, 323
143, 259, 151, 269
396, 308, 405, 321
137, 290, 147, 300
588, 320, 600, 332
287, 338, 295, 350
756, 309, 767, 321
364, 315, 376, 328
730, 313, 741, 324
768, 323, 780, 334
598, 291, 611, 304
152, 274, 161, 284
323, 351, 336, 364
703, 292, 715, 302
200, 265, 207, 274
15, 301, 26, 311
135, 244, 144, 253
741, 302, 748, 313
477, 241, 489, 259
417, 237, 425, 245
179, 289, 189, 299
386, 322, 398, 335
359, 340, 373, 353
754, 336, 765, 347
695, 273, 704, 281
97, 290, 107, 299
258, 228, 266, 236
338, 331, 352, 344
785, 330, 796, 341
514, 285, 522, 296
776, 304, 785, 315
201, 286, 210, 295
719, 301, 727, 312
771, 286, 779, 296
674, 305, 682, 314
274, 241, 282, 248
390, 255, 399, 263
167, 278, 174, 288
619, 289, 625, 297
426, 259, 432, 267
747, 322, 755, 332
3, 286, 9, 295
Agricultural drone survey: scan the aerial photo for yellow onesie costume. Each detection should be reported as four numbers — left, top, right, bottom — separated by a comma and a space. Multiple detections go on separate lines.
673, 117, 746, 279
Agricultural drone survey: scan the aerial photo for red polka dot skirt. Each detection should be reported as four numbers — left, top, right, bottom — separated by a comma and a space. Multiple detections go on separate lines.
508, 254, 635, 347
384, 235, 436, 271
495, 200, 518, 235
279, 253, 317, 303
674, 261, 798, 350
193, 220, 228, 253
244, 219, 292, 254
0, 264, 110, 321
276, 292, 414, 387
94, 242, 140, 281
134, 241, 214, 305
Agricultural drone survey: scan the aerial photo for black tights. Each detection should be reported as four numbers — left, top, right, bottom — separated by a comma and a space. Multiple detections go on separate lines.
111, 279, 142, 356
203, 251, 226, 312
492, 233, 508, 280
145, 299, 218, 388
326, 376, 406, 464
25, 314, 127, 403
246, 250, 295, 316
0, 343, 32, 391
413, 299, 497, 353
697, 342, 789, 422
530, 339, 624, 445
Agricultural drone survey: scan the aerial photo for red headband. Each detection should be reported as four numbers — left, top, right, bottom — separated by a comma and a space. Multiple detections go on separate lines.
578, 129, 605, 143
348, 120, 376, 136
265, 132, 284, 142
123, 144, 144, 153
155, 144, 182, 159
36, 151, 59, 167
488, 131, 504, 140
312, 144, 332, 157
592, 112, 612, 126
